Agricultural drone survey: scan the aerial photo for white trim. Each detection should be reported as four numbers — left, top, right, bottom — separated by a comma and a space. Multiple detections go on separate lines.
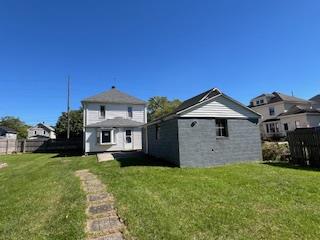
100, 129, 116, 145
177, 93, 261, 118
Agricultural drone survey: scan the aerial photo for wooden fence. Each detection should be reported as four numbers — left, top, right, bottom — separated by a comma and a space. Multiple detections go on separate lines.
287, 127, 320, 167
0, 139, 82, 155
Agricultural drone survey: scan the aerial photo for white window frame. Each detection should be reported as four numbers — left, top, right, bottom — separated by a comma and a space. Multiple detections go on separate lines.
215, 119, 228, 138
99, 129, 115, 145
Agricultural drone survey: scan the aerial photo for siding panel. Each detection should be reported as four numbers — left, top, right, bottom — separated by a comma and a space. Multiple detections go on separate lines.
181, 95, 258, 118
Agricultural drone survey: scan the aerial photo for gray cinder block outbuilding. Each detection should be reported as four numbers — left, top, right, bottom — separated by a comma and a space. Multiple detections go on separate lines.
143, 88, 262, 167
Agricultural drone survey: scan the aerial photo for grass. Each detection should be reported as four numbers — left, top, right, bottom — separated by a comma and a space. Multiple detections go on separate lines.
1, 154, 320, 239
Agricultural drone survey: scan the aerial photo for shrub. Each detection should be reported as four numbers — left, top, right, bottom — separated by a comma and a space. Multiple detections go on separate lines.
262, 142, 290, 161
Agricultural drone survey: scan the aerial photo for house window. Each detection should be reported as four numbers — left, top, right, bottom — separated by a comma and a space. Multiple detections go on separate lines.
43, 131, 46, 134
256, 100, 259, 105
128, 107, 133, 118
216, 119, 228, 137
269, 107, 275, 116
266, 124, 269, 133
126, 130, 132, 143
100, 105, 105, 118
101, 130, 111, 143
260, 99, 264, 104
34, 131, 37, 135
269, 123, 275, 133
155, 124, 160, 140
295, 121, 300, 128
284, 123, 289, 131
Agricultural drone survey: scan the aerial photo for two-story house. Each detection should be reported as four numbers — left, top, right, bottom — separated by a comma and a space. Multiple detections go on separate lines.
28, 123, 56, 139
81, 86, 147, 154
249, 92, 320, 139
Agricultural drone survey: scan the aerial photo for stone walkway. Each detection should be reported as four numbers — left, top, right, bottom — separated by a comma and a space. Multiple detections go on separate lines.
75, 170, 126, 240
0, 162, 8, 169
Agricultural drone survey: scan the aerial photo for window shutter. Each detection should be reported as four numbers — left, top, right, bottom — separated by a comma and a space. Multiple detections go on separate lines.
96, 130, 101, 144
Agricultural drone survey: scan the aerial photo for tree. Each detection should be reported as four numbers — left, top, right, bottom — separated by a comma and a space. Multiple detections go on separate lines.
0, 116, 29, 139
55, 109, 83, 139
147, 96, 182, 122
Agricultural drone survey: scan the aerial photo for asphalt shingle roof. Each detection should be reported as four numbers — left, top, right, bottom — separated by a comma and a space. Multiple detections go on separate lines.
269, 92, 307, 104
278, 105, 320, 117
82, 87, 146, 105
310, 94, 320, 102
86, 118, 143, 128
0, 126, 17, 133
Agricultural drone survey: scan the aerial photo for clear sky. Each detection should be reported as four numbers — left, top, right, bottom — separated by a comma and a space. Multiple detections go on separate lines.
0, 0, 319, 125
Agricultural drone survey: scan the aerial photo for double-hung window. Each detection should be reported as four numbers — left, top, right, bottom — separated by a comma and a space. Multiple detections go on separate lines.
269, 107, 275, 116
128, 107, 133, 118
216, 119, 228, 137
100, 105, 106, 118
98, 129, 114, 145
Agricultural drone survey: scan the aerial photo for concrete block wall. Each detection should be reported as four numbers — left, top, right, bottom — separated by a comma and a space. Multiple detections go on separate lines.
147, 119, 180, 165
178, 118, 262, 167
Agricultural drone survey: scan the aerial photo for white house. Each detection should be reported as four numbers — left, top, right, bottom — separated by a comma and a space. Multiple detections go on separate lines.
0, 126, 17, 139
81, 86, 147, 154
28, 123, 56, 139
249, 92, 320, 139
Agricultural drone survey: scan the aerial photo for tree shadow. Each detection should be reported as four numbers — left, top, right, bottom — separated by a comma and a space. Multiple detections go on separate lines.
50, 150, 83, 158
262, 162, 320, 172
115, 155, 177, 168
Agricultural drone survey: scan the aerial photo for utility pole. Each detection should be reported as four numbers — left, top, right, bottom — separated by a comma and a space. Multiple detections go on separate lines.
67, 76, 70, 140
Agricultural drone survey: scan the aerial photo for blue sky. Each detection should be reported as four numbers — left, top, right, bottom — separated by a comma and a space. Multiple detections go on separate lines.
0, 0, 320, 125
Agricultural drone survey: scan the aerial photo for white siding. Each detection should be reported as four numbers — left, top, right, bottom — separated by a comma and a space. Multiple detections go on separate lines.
86, 103, 146, 125
85, 127, 142, 153
306, 114, 320, 128
180, 95, 258, 119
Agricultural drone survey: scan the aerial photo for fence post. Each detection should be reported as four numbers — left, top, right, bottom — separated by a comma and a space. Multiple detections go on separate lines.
23, 140, 26, 153
6, 139, 9, 154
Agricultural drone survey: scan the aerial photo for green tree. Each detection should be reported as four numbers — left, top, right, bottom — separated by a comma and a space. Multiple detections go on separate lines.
0, 116, 29, 139
55, 109, 83, 139
147, 96, 182, 122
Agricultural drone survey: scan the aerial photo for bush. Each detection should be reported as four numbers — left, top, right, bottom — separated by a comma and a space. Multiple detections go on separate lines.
262, 142, 290, 161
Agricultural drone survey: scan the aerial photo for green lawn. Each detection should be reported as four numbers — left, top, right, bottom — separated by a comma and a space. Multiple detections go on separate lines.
0, 154, 320, 239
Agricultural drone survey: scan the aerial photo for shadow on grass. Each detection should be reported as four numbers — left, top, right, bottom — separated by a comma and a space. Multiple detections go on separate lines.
50, 151, 83, 158
263, 162, 320, 172
116, 156, 177, 168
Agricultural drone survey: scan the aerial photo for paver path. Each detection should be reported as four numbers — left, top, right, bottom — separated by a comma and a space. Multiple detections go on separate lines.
75, 170, 126, 240
0, 162, 8, 169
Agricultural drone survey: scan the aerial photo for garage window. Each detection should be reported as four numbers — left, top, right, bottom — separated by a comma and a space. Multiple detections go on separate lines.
216, 119, 228, 137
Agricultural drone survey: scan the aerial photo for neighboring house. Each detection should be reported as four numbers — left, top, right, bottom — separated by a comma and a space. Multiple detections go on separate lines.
27, 123, 56, 139
144, 88, 262, 167
0, 126, 17, 139
82, 86, 147, 153
249, 92, 320, 139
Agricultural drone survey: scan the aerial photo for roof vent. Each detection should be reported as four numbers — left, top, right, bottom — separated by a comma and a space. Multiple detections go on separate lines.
111, 86, 116, 89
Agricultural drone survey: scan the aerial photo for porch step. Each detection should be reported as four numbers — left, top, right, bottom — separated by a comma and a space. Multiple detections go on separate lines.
97, 153, 114, 162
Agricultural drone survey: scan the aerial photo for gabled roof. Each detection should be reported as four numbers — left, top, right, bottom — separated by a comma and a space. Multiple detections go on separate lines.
250, 91, 308, 106
278, 105, 320, 117
174, 88, 221, 114
86, 117, 143, 128
0, 126, 17, 134
310, 94, 320, 102
147, 87, 260, 125
82, 87, 146, 105
36, 123, 55, 132
269, 92, 307, 104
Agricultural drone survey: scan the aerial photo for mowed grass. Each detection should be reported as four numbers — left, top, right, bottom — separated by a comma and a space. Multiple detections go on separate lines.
1, 154, 320, 239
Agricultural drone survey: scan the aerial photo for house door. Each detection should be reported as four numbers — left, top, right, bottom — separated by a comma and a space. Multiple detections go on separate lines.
124, 129, 133, 150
